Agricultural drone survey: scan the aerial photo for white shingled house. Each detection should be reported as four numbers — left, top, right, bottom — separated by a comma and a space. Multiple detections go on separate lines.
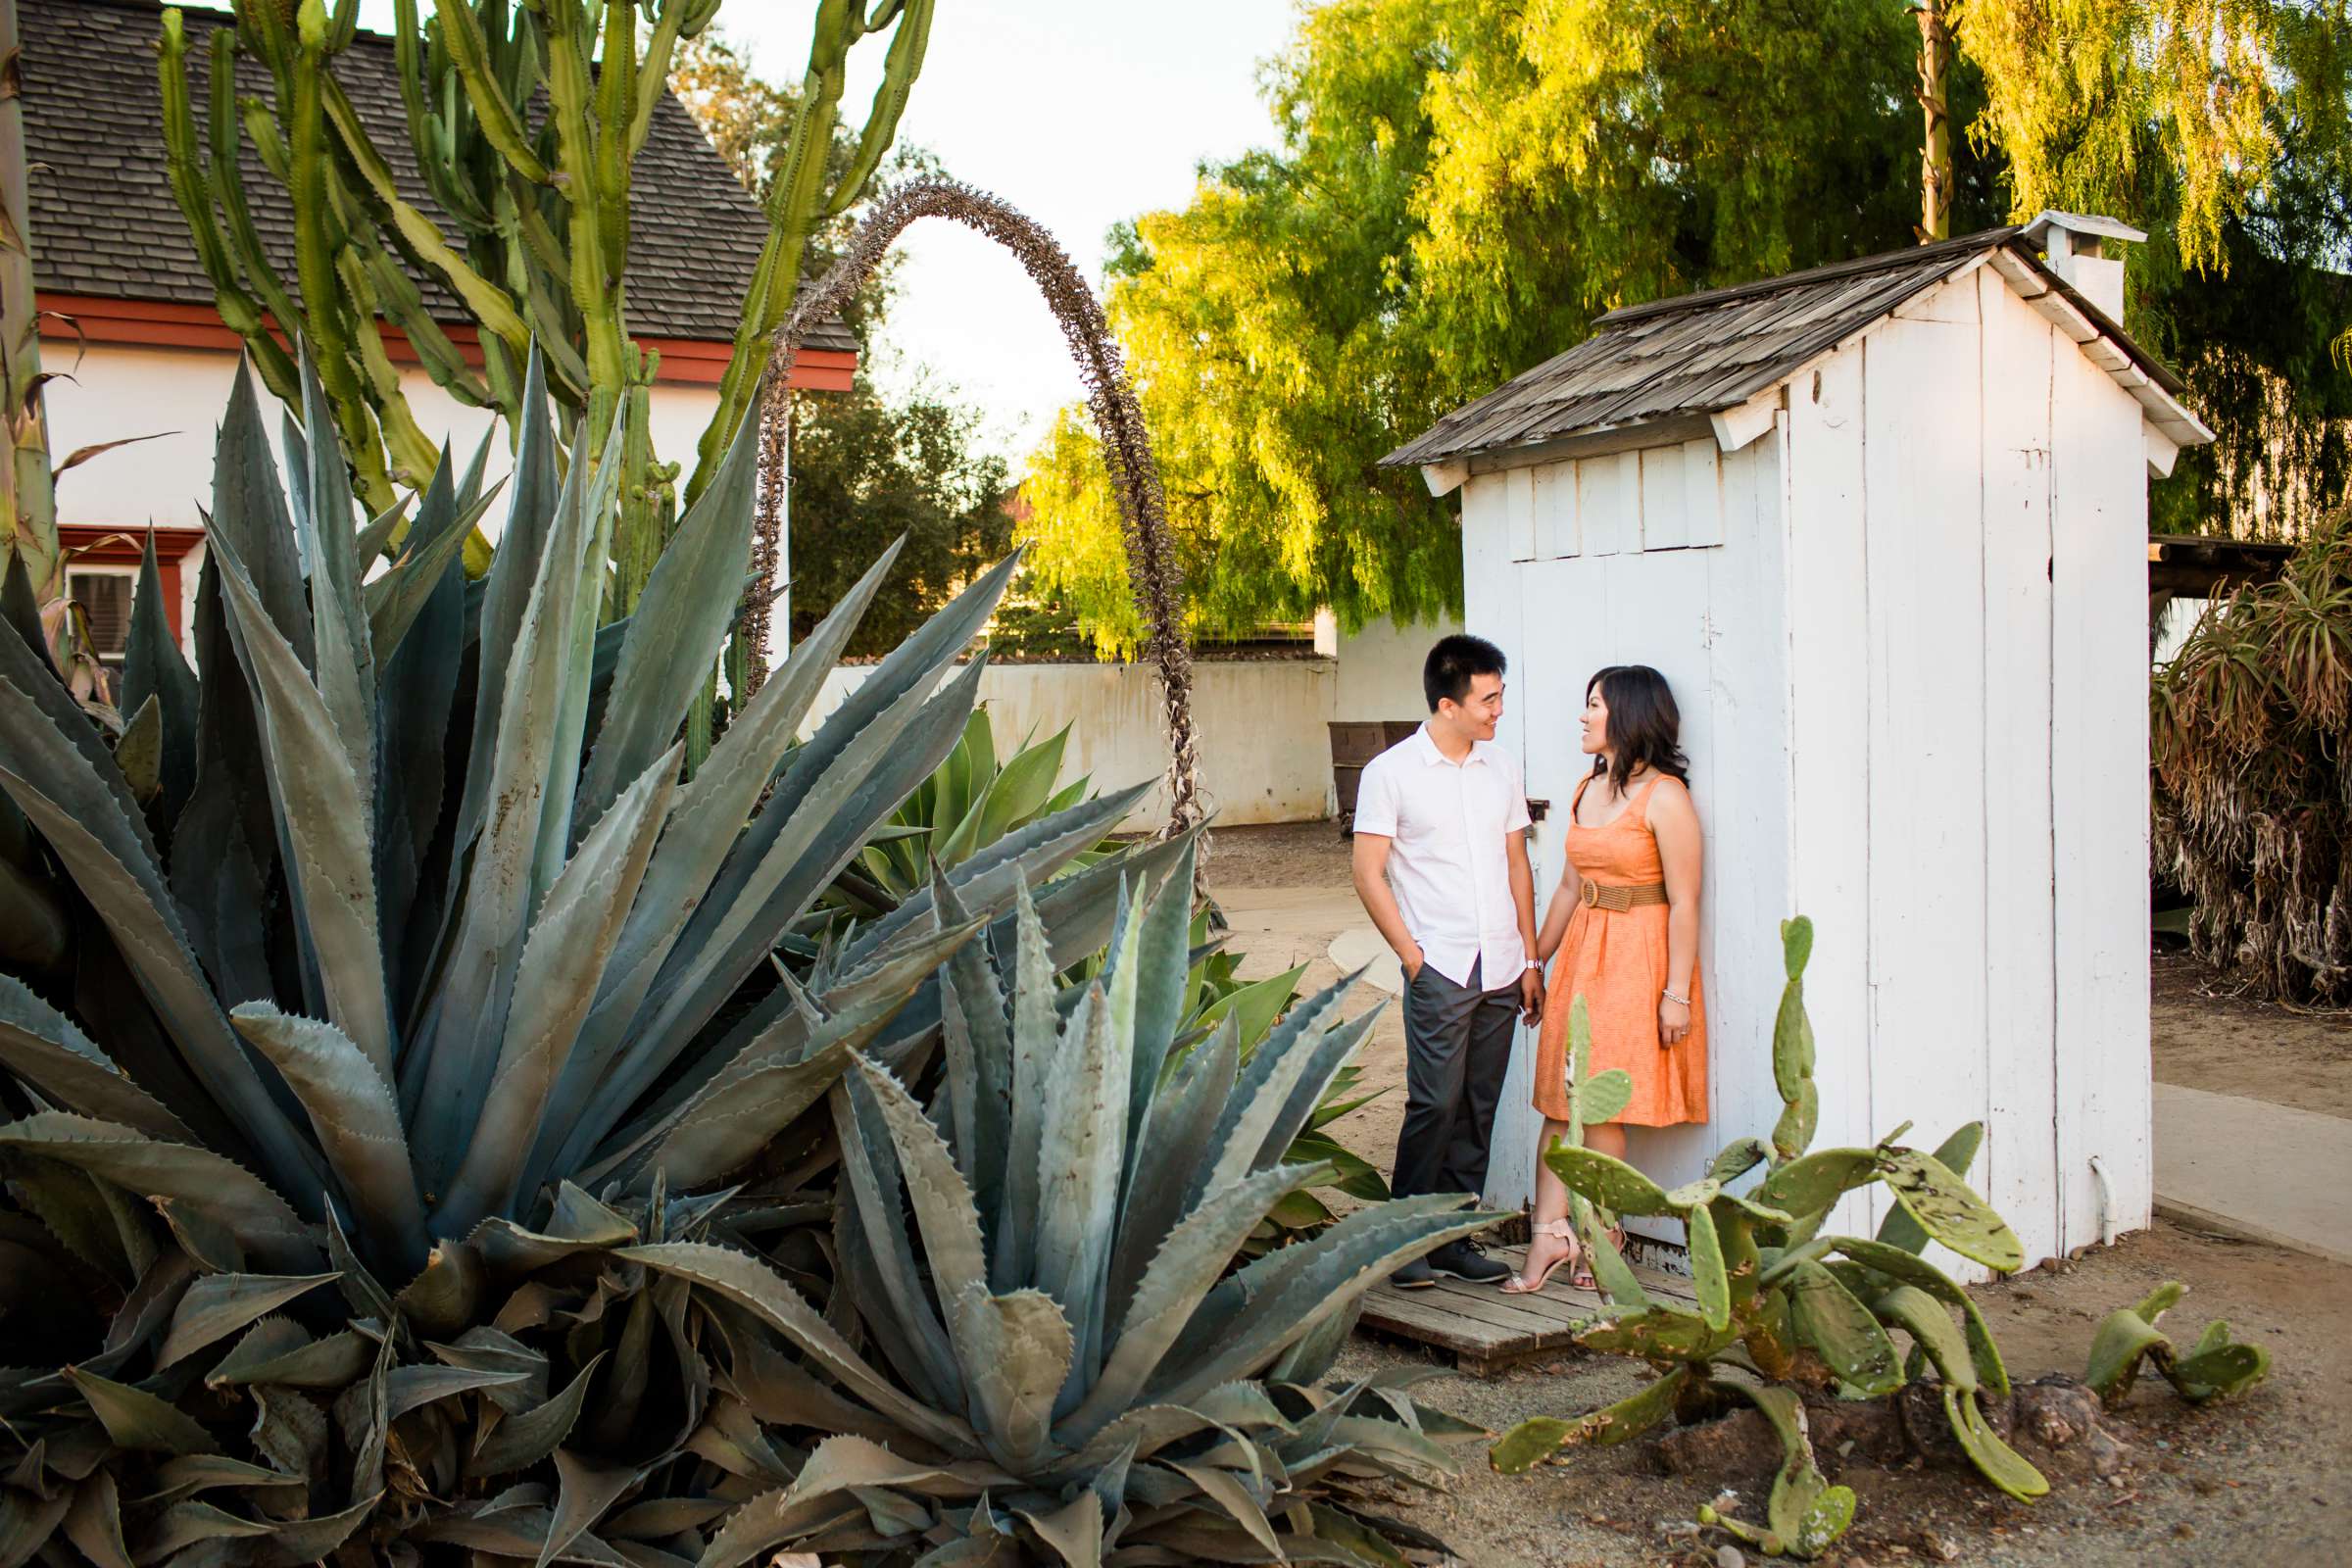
1385, 213, 2214, 1277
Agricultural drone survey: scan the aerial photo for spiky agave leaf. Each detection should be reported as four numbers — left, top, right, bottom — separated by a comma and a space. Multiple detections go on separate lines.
710, 875, 1500, 1564
0, 347, 1202, 1561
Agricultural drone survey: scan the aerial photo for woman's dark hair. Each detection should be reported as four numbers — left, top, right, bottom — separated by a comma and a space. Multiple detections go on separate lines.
1424, 633, 1507, 712
1587, 664, 1690, 790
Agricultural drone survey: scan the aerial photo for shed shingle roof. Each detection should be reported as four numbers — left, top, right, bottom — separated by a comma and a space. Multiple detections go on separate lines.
1385, 226, 2207, 468
19, 0, 854, 355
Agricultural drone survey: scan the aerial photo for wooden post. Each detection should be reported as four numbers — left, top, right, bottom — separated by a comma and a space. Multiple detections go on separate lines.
1916, 0, 1953, 243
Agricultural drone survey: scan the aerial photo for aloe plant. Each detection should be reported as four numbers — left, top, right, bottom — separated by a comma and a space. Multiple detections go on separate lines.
1492, 918, 2051, 1559
0, 349, 1179, 1558
709, 857, 1503, 1563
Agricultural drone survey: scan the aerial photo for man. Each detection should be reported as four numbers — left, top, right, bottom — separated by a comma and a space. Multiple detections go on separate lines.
1350, 633, 1541, 1287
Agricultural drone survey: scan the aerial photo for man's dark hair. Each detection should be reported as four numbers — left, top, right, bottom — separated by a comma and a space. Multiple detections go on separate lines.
1423, 633, 1507, 712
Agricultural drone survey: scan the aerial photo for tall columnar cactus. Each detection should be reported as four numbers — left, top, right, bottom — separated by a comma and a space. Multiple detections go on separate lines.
0, 0, 58, 603
1493, 918, 2050, 1560
156, 0, 932, 612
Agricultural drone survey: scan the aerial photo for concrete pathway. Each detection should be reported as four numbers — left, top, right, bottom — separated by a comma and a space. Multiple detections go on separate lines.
2153, 1082, 2352, 1265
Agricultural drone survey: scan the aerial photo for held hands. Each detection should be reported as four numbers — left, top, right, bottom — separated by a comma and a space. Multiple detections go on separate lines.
1658, 993, 1691, 1047
1519, 964, 1544, 1024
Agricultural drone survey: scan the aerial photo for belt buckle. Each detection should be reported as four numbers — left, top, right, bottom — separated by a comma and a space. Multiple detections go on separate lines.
1580, 881, 1600, 909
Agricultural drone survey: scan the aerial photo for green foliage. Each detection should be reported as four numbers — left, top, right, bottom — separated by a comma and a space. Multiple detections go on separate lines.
2152, 509, 2351, 1004
1959, 0, 2352, 542
2084, 1279, 2273, 1404
1490, 918, 2048, 1558
783, 383, 1015, 655
785, 861, 1500, 1562
1014, 0, 2003, 649
0, 351, 1183, 1558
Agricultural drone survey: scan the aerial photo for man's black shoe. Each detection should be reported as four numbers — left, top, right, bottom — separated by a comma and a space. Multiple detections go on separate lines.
1391, 1258, 1439, 1290
1427, 1240, 1511, 1283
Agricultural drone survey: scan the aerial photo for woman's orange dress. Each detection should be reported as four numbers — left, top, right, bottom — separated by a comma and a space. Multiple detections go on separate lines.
1533, 774, 1708, 1127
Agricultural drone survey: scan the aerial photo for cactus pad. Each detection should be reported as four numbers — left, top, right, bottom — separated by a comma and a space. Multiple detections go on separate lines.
1772, 983, 1815, 1102
1489, 1367, 1689, 1473
1707, 1137, 1771, 1186
1875, 1150, 2024, 1272
1786, 1260, 1901, 1396
1544, 1145, 1673, 1216
1575, 1305, 1736, 1363
1943, 1385, 2050, 1502
1572, 1068, 1634, 1128
1873, 1122, 1984, 1254
1687, 1201, 1731, 1332
1780, 915, 1815, 979
1755, 1148, 1878, 1217
1772, 1079, 1820, 1160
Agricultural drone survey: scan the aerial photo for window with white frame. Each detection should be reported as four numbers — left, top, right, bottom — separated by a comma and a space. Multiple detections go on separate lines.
67, 566, 138, 665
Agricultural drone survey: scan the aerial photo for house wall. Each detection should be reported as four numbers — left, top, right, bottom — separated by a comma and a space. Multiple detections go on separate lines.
1461, 262, 2155, 1273
1319, 612, 1466, 722
804, 659, 1340, 832
41, 343, 733, 532
40, 341, 726, 661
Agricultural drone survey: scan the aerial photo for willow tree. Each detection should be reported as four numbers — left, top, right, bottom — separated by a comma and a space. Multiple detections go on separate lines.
1955, 0, 2349, 539
158, 0, 933, 608
1015, 0, 2001, 648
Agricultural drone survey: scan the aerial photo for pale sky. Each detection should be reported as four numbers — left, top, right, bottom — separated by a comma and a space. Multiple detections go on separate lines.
354, 1, 1300, 465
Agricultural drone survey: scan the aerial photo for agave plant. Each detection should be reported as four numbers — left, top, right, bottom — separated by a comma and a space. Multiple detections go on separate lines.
835, 708, 1098, 916
0, 349, 1176, 1559
837, 714, 1393, 1250
2151, 507, 2350, 1004
701, 853, 1501, 1564
1493, 918, 2048, 1560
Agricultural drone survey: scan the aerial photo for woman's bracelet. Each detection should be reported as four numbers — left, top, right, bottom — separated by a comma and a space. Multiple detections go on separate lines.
1661, 988, 1690, 1006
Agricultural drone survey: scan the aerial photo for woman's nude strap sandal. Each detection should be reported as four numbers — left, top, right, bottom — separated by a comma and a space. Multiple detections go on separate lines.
1500, 1220, 1582, 1295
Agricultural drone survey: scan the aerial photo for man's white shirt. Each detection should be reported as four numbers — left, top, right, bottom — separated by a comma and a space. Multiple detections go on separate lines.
1352, 725, 1532, 990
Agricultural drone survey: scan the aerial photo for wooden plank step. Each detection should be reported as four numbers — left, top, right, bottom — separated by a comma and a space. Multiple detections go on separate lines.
1356, 1246, 1697, 1376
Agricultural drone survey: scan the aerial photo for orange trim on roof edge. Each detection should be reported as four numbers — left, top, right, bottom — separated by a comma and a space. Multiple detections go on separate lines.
35, 293, 857, 391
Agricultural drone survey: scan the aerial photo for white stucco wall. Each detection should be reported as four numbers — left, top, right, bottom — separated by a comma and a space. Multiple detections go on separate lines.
805, 658, 1340, 830
41, 341, 723, 539
1314, 612, 1465, 722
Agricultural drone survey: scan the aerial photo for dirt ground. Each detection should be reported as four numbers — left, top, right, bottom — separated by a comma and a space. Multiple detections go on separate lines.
2150, 949, 2352, 1117
1203, 821, 2352, 1568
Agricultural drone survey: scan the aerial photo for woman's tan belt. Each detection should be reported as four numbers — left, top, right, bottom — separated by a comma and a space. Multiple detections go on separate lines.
1579, 880, 1668, 911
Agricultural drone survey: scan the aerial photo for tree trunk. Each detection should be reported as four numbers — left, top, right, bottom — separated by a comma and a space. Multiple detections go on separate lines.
1916, 0, 1954, 242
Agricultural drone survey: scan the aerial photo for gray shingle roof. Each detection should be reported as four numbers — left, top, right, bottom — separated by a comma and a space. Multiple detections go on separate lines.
19, 0, 855, 356
1385, 227, 2201, 468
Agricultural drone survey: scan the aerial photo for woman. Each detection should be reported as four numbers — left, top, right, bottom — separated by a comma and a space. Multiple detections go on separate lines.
1503, 664, 1708, 1294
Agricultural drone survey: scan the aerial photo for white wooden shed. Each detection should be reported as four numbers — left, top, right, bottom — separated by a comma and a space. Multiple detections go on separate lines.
1385, 214, 2214, 1276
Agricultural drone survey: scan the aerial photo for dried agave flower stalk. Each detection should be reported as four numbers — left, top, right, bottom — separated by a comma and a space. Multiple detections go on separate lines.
745, 177, 1204, 841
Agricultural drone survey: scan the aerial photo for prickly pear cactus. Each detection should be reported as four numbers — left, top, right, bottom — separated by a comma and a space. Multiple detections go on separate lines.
2086, 1280, 2272, 1405
1492, 917, 2056, 1558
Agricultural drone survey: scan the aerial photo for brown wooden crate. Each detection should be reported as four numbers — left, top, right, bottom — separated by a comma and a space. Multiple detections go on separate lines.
1328, 721, 1391, 765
